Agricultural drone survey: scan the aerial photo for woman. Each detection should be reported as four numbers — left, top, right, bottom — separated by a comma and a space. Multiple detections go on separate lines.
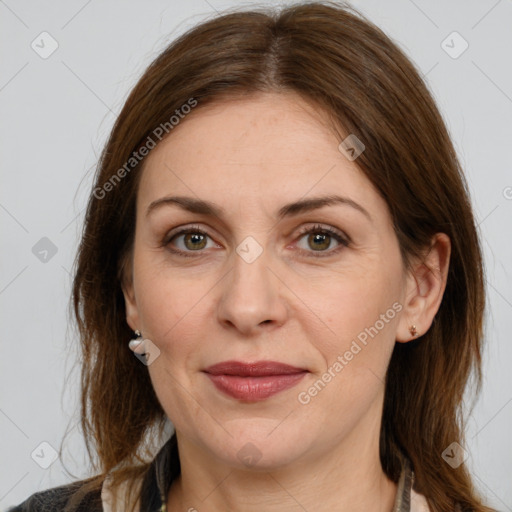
10, 2, 494, 511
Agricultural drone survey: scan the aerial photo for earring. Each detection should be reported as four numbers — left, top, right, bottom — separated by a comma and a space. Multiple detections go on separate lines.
409, 325, 418, 337
129, 330, 143, 351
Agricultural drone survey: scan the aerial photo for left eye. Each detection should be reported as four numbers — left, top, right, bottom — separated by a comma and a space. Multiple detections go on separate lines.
295, 225, 349, 257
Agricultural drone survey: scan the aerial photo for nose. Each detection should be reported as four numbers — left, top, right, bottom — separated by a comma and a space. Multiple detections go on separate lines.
216, 247, 289, 336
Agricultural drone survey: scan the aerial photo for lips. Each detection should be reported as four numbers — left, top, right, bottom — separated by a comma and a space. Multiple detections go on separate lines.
203, 360, 308, 401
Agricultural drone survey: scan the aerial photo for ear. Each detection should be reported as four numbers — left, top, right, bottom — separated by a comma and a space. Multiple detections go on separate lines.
120, 257, 140, 333
396, 233, 451, 343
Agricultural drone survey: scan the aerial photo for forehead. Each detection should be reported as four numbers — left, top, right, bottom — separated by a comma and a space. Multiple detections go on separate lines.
138, 92, 384, 218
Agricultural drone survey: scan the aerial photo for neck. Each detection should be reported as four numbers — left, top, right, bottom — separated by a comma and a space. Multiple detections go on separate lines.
167, 405, 398, 511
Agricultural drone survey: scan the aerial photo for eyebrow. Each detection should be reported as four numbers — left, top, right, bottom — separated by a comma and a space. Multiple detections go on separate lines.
145, 194, 372, 221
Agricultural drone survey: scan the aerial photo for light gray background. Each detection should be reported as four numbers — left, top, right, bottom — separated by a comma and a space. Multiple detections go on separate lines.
1, 0, 511, 510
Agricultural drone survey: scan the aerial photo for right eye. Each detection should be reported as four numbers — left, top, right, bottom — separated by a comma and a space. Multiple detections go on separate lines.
164, 225, 220, 257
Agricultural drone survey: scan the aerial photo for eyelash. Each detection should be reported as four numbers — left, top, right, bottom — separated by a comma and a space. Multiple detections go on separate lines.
162, 223, 350, 259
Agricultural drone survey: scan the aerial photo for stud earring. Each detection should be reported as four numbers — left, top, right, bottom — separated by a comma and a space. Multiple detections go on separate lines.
409, 325, 418, 337
129, 330, 144, 351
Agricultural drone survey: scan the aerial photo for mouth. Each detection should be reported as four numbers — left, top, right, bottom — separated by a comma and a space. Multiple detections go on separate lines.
202, 360, 308, 401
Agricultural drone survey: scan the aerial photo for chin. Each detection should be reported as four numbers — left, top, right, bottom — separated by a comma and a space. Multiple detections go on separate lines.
207, 421, 313, 471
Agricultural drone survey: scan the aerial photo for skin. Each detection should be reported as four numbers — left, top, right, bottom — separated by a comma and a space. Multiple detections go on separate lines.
122, 92, 450, 512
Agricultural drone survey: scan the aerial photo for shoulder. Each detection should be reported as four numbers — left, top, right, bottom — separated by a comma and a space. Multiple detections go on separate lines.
6, 478, 103, 512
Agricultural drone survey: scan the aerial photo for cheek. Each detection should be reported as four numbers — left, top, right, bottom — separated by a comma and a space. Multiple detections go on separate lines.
294, 276, 401, 437
135, 267, 212, 427
301, 258, 403, 361
133, 254, 214, 345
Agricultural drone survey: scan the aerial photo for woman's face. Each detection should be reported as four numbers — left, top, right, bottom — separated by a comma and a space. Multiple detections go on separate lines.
123, 92, 412, 469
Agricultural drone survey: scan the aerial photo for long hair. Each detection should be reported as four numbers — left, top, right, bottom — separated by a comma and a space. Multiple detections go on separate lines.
71, 2, 490, 511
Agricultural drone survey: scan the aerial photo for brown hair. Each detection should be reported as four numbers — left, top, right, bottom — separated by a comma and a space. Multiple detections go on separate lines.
70, 2, 491, 511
